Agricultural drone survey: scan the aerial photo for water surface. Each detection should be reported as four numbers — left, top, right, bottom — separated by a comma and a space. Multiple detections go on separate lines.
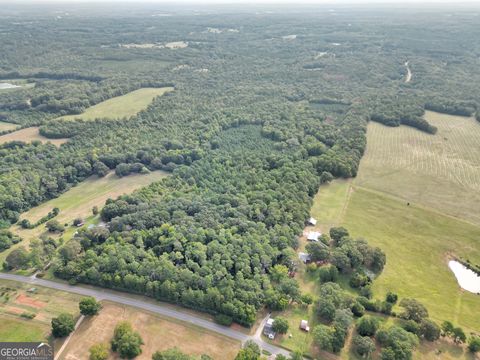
448, 260, 480, 293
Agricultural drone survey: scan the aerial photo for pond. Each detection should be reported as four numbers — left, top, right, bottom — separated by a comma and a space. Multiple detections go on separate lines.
0, 82, 21, 90
448, 260, 480, 294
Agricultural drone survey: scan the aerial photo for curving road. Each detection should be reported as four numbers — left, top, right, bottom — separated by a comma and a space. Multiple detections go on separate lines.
0, 273, 291, 357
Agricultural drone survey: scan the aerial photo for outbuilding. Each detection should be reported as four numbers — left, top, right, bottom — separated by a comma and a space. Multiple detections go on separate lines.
298, 252, 311, 264
300, 320, 310, 332
307, 217, 317, 226
307, 231, 321, 242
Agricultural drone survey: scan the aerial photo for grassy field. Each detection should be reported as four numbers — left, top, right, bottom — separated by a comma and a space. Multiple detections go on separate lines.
279, 112, 480, 357
60, 302, 240, 360
58, 87, 173, 121
0, 279, 81, 343
0, 127, 69, 146
356, 111, 480, 225
2, 171, 169, 263
0, 121, 19, 132
342, 187, 480, 332
311, 180, 480, 332
310, 179, 352, 233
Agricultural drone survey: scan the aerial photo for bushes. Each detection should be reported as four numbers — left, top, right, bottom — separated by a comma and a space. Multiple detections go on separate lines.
353, 335, 376, 358
214, 314, 233, 326
111, 321, 143, 359
272, 317, 289, 334
0, 230, 22, 252
4, 247, 30, 270
51, 313, 75, 338
79, 297, 102, 316
357, 316, 379, 337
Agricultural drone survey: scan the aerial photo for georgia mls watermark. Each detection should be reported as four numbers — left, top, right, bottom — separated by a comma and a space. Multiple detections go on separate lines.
0, 343, 53, 360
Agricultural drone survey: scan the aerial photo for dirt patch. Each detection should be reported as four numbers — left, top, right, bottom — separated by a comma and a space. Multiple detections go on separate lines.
15, 294, 46, 309
4, 306, 26, 315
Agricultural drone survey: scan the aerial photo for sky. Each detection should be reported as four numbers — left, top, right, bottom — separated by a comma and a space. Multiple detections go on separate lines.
3, 0, 480, 3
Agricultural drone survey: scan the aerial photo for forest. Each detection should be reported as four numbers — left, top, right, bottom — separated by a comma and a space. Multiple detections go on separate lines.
1, 2, 479, 331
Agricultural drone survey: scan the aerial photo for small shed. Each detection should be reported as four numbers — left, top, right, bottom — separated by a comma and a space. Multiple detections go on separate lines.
307, 231, 321, 242
300, 320, 310, 332
307, 217, 317, 226
298, 252, 311, 264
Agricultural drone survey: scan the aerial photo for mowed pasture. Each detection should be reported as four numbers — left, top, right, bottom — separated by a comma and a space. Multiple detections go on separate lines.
312, 178, 480, 332
0, 127, 68, 146
355, 111, 480, 225
0, 279, 81, 343
308, 182, 480, 359
2, 171, 169, 263
343, 188, 480, 332
58, 87, 173, 121
60, 302, 240, 360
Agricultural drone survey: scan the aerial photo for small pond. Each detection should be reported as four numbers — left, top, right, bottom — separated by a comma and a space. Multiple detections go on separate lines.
448, 260, 480, 294
0, 82, 21, 90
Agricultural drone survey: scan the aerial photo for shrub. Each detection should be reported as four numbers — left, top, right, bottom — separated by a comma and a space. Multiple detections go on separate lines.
89, 343, 109, 360
51, 313, 75, 338
357, 316, 379, 337
214, 314, 233, 326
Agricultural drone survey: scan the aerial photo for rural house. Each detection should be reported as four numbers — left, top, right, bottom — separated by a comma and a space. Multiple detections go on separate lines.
263, 318, 276, 339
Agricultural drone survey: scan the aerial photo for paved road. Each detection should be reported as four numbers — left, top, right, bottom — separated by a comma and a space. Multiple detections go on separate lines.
0, 273, 291, 357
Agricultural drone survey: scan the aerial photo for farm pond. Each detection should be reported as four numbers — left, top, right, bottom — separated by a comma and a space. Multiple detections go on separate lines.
448, 260, 480, 294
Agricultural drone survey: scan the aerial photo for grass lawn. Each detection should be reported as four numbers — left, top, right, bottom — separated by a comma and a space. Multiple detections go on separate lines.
0, 127, 68, 146
0, 317, 48, 341
356, 112, 480, 225
2, 171, 169, 264
343, 187, 480, 332
0, 121, 19, 132
58, 87, 173, 121
60, 301, 240, 360
310, 179, 352, 234
269, 305, 316, 356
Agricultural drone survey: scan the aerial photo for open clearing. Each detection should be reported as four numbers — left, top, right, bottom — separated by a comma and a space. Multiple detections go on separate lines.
0, 279, 81, 343
0, 121, 19, 132
0, 127, 69, 146
343, 187, 480, 332
60, 302, 240, 360
311, 182, 480, 332
2, 171, 169, 263
58, 87, 173, 121
355, 111, 480, 225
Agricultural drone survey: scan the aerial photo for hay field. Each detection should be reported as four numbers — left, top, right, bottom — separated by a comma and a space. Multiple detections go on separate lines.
60, 302, 240, 360
355, 111, 480, 225
343, 188, 480, 332
58, 87, 173, 121
0, 121, 19, 132
0, 127, 68, 146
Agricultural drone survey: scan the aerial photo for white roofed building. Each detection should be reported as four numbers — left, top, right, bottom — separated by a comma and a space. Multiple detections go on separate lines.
307, 231, 321, 242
